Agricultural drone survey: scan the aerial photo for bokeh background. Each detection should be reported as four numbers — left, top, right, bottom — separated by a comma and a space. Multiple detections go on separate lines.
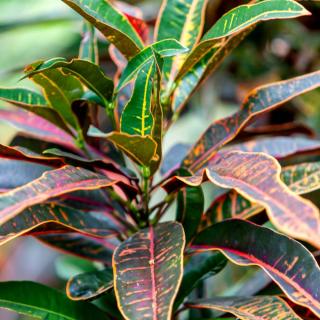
0, 0, 319, 319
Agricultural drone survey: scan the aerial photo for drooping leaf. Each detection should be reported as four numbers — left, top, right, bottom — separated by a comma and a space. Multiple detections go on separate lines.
186, 296, 302, 320
225, 136, 320, 159
193, 219, 320, 317
176, 169, 204, 244
39, 233, 116, 264
88, 127, 158, 167
79, 21, 99, 64
165, 151, 320, 248
154, 0, 208, 84
207, 161, 320, 224
174, 252, 227, 310
25, 58, 114, 106
0, 165, 119, 226
0, 203, 122, 247
0, 281, 107, 320
0, 109, 77, 152
61, 0, 144, 58
116, 39, 189, 92
183, 70, 320, 171
113, 222, 185, 320
120, 60, 155, 136
172, 0, 310, 112
67, 268, 113, 301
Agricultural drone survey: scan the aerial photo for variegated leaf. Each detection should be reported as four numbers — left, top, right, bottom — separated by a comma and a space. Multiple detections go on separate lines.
79, 21, 99, 64
113, 222, 185, 320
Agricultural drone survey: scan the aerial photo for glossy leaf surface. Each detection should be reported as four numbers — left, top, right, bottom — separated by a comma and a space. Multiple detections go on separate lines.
193, 219, 320, 317
0, 281, 107, 319
183, 70, 320, 171
113, 222, 185, 320
79, 21, 98, 64
186, 296, 302, 319
0, 165, 118, 225
61, 0, 144, 58
67, 268, 113, 301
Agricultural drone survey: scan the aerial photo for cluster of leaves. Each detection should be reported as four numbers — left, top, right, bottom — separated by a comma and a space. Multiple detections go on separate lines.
0, 0, 320, 319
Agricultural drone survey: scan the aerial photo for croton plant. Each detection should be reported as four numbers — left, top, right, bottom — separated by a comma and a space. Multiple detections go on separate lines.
0, 0, 320, 319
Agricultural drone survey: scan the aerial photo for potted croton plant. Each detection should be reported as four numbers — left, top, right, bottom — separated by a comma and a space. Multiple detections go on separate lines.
0, 0, 319, 319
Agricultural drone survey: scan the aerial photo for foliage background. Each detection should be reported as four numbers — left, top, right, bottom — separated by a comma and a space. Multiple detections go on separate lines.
0, 0, 319, 319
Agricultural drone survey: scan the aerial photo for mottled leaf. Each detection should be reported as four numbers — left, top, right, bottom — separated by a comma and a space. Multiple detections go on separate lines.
183, 70, 320, 171
26, 58, 114, 106
79, 21, 98, 64
0, 165, 118, 225
120, 61, 154, 136
0, 281, 107, 320
172, 0, 310, 112
155, 0, 208, 84
174, 252, 227, 310
67, 268, 113, 301
113, 222, 185, 320
116, 39, 188, 92
165, 151, 320, 248
186, 296, 302, 320
193, 219, 320, 317
0, 203, 122, 246
61, 0, 144, 58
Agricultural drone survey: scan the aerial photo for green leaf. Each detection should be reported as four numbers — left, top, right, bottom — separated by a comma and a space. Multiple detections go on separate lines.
0, 281, 107, 319
193, 219, 320, 317
174, 252, 227, 310
67, 268, 113, 301
113, 222, 185, 320
0, 165, 118, 226
116, 39, 189, 92
79, 21, 99, 64
0, 203, 122, 247
172, 0, 310, 112
29, 68, 83, 131
165, 151, 320, 248
176, 169, 204, 244
88, 127, 158, 167
155, 0, 208, 84
183, 70, 320, 171
186, 296, 302, 320
26, 58, 114, 105
207, 161, 320, 224
61, 0, 144, 58
120, 61, 155, 136
0, 87, 73, 135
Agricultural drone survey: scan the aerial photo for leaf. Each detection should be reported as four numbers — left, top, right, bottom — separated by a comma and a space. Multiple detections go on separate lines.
174, 252, 227, 310
29, 69, 83, 131
116, 39, 189, 92
0, 203, 122, 247
113, 222, 185, 320
0, 87, 73, 135
183, 70, 320, 171
154, 0, 208, 83
176, 169, 204, 244
207, 161, 320, 224
79, 21, 99, 64
26, 58, 114, 106
0, 281, 107, 319
0, 108, 77, 152
0, 165, 119, 226
88, 127, 158, 167
165, 151, 320, 248
172, 0, 311, 112
39, 233, 115, 264
61, 0, 144, 58
192, 219, 320, 317
186, 296, 302, 320
67, 268, 113, 301
120, 60, 155, 136
225, 136, 320, 159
